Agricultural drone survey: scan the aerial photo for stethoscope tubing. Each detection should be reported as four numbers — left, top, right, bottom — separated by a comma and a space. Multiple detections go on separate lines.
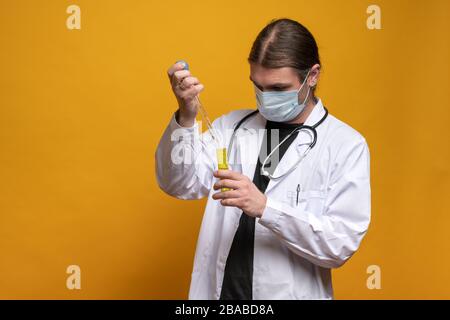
227, 106, 329, 180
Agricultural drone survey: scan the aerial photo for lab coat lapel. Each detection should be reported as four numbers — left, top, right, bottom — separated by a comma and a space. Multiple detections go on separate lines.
265, 100, 326, 194
236, 113, 266, 180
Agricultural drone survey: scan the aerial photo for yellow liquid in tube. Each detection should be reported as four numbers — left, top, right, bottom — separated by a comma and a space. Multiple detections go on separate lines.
216, 148, 231, 192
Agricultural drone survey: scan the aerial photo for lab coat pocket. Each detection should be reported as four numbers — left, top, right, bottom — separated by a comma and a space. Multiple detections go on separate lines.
303, 190, 326, 216
286, 189, 326, 215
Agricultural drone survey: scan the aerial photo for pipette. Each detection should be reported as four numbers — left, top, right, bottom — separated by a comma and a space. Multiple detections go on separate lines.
176, 60, 230, 191
176, 60, 219, 144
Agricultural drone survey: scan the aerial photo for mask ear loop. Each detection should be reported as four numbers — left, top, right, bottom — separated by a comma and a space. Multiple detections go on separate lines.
297, 68, 312, 103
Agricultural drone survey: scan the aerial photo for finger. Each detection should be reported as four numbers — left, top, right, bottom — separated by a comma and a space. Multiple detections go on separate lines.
196, 83, 205, 94
213, 179, 241, 191
173, 70, 191, 83
167, 62, 186, 78
178, 84, 204, 100
212, 190, 240, 200
177, 76, 200, 91
170, 70, 191, 88
181, 76, 200, 87
220, 198, 240, 207
213, 170, 245, 181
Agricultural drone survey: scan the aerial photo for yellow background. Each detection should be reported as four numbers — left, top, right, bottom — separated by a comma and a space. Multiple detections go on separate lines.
1, 0, 449, 299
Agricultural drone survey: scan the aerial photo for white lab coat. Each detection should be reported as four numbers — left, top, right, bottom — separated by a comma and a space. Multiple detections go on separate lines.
155, 98, 371, 300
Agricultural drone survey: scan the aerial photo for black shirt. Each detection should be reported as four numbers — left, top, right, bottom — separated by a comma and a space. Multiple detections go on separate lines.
219, 119, 303, 300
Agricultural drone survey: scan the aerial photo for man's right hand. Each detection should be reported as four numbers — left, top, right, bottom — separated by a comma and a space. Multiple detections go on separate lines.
167, 61, 205, 127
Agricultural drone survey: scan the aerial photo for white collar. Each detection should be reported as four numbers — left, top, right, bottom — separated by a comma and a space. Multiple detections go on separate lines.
304, 98, 325, 127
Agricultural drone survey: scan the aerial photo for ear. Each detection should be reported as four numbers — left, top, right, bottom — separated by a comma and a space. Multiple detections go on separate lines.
308, 64, 321, 87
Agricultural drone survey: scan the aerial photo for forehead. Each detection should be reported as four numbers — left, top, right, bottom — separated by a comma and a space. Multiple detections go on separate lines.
249, 63, 299, 85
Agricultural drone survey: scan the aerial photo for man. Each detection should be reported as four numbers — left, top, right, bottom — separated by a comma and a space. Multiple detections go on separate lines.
156, 18, 371, 299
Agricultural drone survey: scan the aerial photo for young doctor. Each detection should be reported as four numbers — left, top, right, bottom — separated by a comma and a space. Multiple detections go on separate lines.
156, 18, 371, 300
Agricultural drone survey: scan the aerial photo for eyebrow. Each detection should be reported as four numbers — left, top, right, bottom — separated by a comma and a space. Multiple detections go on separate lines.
249, 76, 291, 89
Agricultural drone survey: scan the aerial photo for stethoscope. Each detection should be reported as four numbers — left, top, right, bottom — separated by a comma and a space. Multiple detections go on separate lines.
228, 106, 329, 180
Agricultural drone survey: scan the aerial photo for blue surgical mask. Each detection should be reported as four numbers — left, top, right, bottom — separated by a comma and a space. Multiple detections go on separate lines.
255, 69, 311, 122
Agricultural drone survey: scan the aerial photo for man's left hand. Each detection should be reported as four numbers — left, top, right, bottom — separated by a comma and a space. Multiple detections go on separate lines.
212, 170, 267, 218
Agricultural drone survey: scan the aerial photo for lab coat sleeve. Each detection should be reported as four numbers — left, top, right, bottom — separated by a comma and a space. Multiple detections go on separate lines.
258, 135, 371, 269
155, 111, 220, 200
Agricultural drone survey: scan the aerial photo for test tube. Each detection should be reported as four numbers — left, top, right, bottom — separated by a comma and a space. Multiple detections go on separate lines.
216, 147, 231, 192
